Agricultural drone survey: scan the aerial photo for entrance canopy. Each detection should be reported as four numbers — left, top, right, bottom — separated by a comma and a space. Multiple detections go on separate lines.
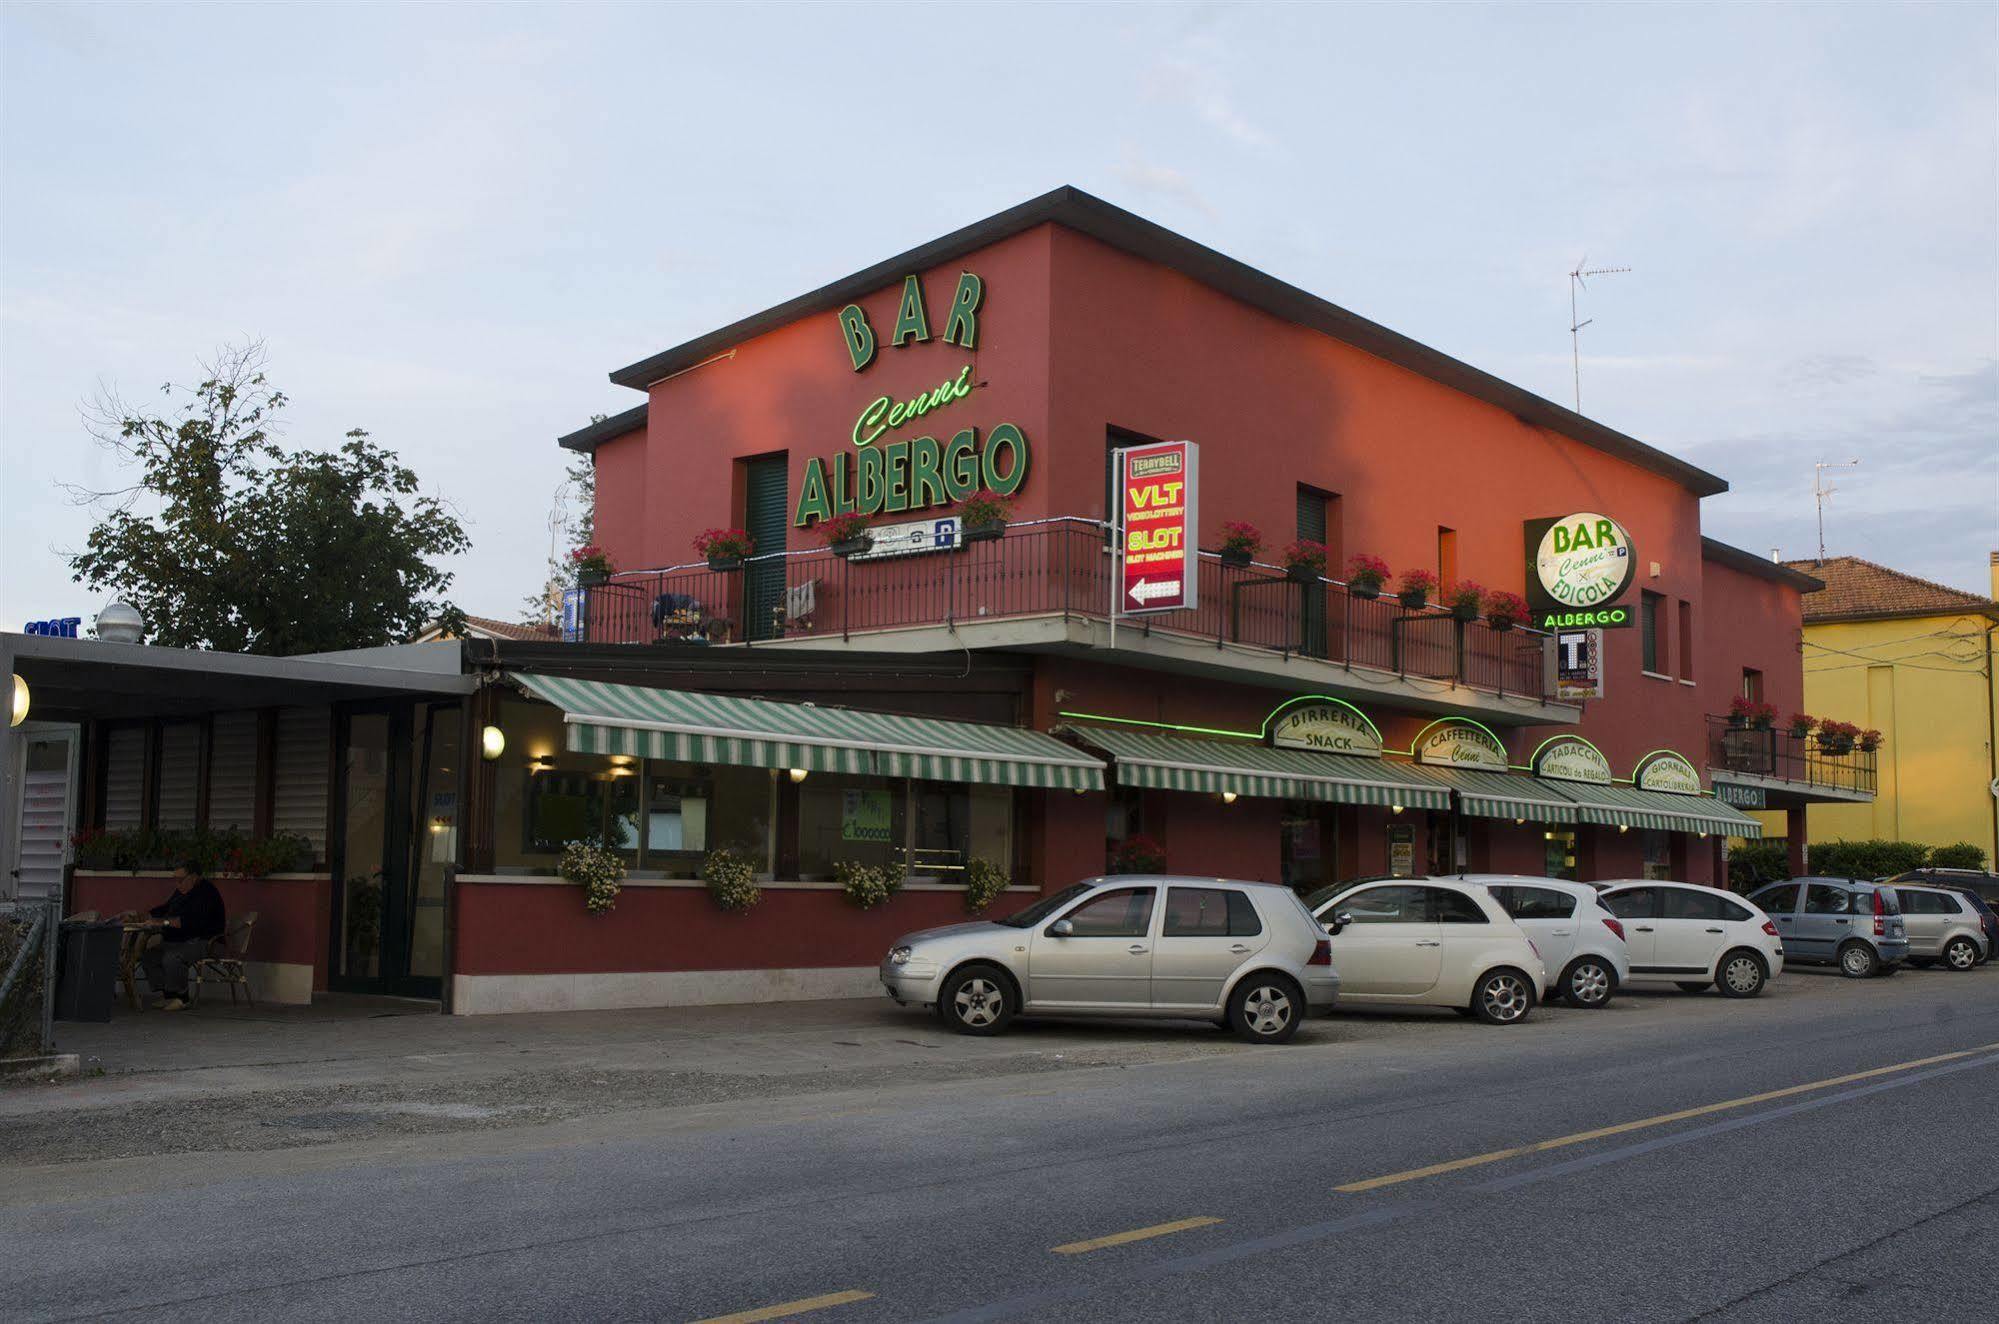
1407, 765, 1580, 822
1551, 782, 1763, 838
1064, 727, 1450, 809
510, 673, 1104, 791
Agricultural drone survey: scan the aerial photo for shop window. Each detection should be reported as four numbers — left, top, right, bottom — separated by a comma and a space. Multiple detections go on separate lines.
100, 725, 147, 830
207, 711, 260, 831
798, 773, 904, 879
909, 781, 1012, 881
1640, 591, 1664, 674
1105, 784, 1146, 870
1425, 814, 1457, 875
155, 722, 202, 830
1642, 829, 1671, 880
1280, 802, 1333, 896
272, 706, 332, 862
1544, 828, 1578, 880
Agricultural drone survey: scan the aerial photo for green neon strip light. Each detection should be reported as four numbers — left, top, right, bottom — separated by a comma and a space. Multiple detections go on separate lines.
1056, 710, 1263, 741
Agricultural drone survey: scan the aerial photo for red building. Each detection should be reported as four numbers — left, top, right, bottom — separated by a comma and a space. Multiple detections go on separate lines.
29, 188, 1871, 1015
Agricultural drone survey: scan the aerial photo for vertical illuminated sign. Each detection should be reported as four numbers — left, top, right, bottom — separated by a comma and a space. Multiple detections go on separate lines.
1117, 440, 1198, 616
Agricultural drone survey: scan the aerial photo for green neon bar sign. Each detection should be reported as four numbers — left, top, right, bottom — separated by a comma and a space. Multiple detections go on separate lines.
852, 365, 976, 448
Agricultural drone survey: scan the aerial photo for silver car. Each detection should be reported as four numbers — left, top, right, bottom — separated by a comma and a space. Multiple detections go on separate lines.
881, 876, 1340, 1042
1885, 883, 1990, 971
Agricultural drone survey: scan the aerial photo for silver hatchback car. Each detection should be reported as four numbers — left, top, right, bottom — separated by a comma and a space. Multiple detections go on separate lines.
881, 876, 1340, 1042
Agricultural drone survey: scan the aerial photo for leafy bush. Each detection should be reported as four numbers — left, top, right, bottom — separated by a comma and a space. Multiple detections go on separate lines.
1808, 838, 1929, 880
69, 827, 311, 876
1927, 842, 1990, 870
837, 860, 902, 910
559, 841, 626, 915
702, 848, 761, 912
962, 858, 1009, 913
1727, 839, 1792, 890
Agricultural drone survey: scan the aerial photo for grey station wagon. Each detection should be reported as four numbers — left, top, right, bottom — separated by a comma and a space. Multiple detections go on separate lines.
1746, 878, 1908, 978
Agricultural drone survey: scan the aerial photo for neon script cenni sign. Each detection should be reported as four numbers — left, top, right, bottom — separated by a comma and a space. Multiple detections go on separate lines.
794, 270, 1030, 527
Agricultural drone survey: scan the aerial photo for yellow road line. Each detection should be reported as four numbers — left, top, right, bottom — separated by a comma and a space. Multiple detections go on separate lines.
1336, 1040, 1999, 1194
1052, 1215, 1223, 1255
692, 1288, 874, 1324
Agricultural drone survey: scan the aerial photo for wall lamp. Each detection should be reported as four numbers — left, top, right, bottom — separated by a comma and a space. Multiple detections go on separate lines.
1618, 824, 1630, 834
1220, 791, 1238, 805
789, 768, 809, 783
480, 725, 506, 761
1390, 804, 1405, 815
9, 673, 27, 728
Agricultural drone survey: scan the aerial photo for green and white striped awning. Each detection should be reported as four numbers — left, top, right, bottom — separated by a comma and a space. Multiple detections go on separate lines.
1552, 783, 1764, 838
509, 673, 1104, 791
1406, 765, 1581, 822
1064, 727, 1451, 810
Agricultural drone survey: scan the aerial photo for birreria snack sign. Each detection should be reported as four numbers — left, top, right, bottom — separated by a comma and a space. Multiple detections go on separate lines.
1524, 512, 1636, 631
1118, 440, 1198, 615
792, 270, 1030, 528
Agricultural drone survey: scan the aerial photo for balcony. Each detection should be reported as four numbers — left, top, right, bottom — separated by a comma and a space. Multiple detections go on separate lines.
581, 517, 1558, 710
1707, 715, 1877, 802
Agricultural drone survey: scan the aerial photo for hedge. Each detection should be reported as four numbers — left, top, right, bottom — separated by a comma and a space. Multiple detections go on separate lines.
1727, 838, 1990, 890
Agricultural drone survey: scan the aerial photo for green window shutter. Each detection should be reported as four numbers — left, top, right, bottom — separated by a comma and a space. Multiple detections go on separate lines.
743, 456, 788, 640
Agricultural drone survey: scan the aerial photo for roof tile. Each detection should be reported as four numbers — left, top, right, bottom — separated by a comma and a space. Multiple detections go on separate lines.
1781, 556, 1997, 623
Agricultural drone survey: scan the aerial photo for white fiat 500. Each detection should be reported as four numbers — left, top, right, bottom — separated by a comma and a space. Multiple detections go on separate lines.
1473, 876, 1631, 1009
1308, 878, 1548, 1024
1594, 881, 1785, 997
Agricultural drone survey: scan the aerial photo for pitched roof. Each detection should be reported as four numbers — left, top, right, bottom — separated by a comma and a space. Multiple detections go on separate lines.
567, 187, 1728, 497
1781, 556, 1999, 623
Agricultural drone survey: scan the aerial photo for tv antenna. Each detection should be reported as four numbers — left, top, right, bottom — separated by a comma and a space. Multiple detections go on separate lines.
1568, 258, 1632, 414
1813, 458, 1860, 562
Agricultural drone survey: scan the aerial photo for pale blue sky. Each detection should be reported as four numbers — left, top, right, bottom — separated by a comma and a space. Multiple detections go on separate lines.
3, 2, 1994, 631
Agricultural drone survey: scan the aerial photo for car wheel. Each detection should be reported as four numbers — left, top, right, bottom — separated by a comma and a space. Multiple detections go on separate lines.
1561, 957, 1616, 1008
1471, 969, 1536, 1025
1228, 975, 1303, 1043
938, 964, 1015, 1036
1943, 938, 1980, 972
1838, 941, 1879, 979
1675, 981, 1711, 993
1716, 949, 1767, 998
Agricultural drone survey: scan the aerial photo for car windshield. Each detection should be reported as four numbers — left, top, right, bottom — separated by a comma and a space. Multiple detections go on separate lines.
1305, 875, 1398, 913
992, 882, 1095, 929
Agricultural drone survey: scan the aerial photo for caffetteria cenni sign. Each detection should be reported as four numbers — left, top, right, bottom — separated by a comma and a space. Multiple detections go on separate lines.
1524, 512, 1636, 631
1415, 722, 1508, 771
794, 269, 1031, 528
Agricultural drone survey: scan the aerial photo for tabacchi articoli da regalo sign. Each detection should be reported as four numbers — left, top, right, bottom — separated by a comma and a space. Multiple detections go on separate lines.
1118, 440, 1198, 615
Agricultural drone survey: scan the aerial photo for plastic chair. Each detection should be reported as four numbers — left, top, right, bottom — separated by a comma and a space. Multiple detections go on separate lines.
187, 912, 258, 1008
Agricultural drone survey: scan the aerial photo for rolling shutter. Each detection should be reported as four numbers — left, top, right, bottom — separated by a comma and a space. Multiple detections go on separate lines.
155, 722, 201, 829
272, 706, 330, 860
16, 736, 74, 900
102, 726, 146, 830
207, 710, 260, 830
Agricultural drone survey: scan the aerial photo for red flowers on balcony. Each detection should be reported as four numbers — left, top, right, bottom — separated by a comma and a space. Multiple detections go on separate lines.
1282, 539, 1329, 583
692, 528, 754, 570
1787, 712, 1816, 737
1728, 696, 1779, 729
1219, 521, 1264, 567
1483, 589, 1529, 631
1345, 553, 1390, 598
823, 512, 873, 557
1396, 568, 1440, 609
569, 543, 614, 583
1442, 580, 1485, 621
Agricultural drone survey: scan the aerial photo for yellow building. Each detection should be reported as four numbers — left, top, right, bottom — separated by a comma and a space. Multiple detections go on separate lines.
1780, 553, 1999, 863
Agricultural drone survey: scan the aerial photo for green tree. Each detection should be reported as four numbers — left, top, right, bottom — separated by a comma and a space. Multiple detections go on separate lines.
67, 344, 469, 653
521, 433, 597, 628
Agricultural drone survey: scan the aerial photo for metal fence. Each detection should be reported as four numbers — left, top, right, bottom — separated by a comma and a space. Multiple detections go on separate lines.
584, 517, 1552, 702
0, 896, 58, 1060
1706, 716, 1878, 796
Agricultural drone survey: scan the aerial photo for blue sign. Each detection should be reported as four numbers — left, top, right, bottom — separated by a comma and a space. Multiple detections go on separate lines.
560, 590, 584, 643
24, 617, 82, 637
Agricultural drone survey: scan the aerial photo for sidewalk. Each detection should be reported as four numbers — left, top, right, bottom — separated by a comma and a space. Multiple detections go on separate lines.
2, 992, 1241, 1166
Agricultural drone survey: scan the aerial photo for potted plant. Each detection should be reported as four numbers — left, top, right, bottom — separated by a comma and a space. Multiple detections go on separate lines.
1397, 568, 1439, 610
560, 840, 626, 915
836, 859, 903, 909
1726, 696, 1755, 729
1218, 521, 1263, 569
1443, 580, 1485, 623
1282, 539, 1328, 584
569, 544, 614, 586
1817, 720, 1858, 755
1787, 712, 1816, 739
702, 847, 761, 912
1345, 553, 1390, 600
1748, 700, 1778, 730
962, 857, 1009, 913
1857, 728, 1882, 754
823, 512, 874, 559
1109, 834, 1166, 874
956, 490, 1012, 543
1483, 589, 1528, 632
693, 527, 754, 572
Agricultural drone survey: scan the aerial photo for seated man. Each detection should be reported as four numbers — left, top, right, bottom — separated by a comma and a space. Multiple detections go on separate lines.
139, 861, 226, 1011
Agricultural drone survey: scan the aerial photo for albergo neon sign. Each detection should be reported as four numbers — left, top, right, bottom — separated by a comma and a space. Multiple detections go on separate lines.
794, 270, 1031, 528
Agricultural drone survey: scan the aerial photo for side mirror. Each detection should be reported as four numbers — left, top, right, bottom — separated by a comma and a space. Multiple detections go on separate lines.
1048, 919, 1075, 938
1329, 911, 1353, 935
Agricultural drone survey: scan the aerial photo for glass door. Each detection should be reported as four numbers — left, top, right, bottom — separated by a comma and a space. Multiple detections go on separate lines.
332, 703, 447, 999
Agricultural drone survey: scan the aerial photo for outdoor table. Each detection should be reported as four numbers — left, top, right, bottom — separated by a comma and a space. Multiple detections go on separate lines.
117, 920, 164, 1011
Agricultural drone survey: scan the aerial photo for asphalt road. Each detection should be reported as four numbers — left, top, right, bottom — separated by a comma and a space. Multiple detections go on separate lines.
6, 964, 1998, 1323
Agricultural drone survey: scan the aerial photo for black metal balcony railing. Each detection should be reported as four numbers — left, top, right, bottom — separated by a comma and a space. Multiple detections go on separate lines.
582, 517, 1554, 703
1706, 715, 1878, 796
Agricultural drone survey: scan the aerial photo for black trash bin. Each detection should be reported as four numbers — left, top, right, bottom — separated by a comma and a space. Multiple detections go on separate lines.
55, 920, 122, 1022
